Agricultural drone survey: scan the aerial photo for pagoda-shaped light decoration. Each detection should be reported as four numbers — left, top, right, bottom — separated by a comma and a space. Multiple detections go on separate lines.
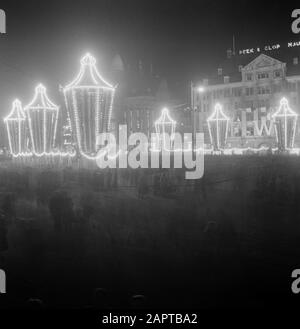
63, 53, 116, 160
272, 97, 298, 151
207, 103, 229, 151
155, 107, 176, 149
24, 84, 59, 156
4, 99, 29, 157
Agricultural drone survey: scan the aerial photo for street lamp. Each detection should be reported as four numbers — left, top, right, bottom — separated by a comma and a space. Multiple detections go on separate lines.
191, 82, 205, 139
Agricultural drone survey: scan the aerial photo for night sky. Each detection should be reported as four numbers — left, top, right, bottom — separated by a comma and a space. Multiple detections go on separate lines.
0, 0, 299, 116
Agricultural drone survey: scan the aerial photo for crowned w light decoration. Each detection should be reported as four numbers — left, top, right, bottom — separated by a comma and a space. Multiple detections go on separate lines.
63, 53, 116, 160
4, 99, 29, 157
24, 84, 59, 156
207, 103, 229, 151
273, 97, 298, 151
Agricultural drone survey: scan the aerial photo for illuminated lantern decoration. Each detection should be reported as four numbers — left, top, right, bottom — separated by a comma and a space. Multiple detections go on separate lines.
24, 84, 59, 156
154, 107, 176, 149
207, 103, 229, 151
273, 97, 298, 151
155, 107, 176, 149
4, 99, 29, 157
63, 53, 116, 160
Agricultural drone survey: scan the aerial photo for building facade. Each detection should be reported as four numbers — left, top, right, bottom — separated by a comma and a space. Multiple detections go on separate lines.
194, 53, 300, 149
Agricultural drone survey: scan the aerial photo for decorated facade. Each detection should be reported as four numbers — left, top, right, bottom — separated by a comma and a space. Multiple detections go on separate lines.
194, 53, 300, 152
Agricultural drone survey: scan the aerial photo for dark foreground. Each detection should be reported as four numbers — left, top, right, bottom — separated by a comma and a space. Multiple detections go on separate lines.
1, 155, 300, 310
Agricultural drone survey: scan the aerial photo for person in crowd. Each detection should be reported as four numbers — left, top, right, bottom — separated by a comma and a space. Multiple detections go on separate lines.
138, 173, 148, 199
48, 190, 74, 233
0, 212, 8, 264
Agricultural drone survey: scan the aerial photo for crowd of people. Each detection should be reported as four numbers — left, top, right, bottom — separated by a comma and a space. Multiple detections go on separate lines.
0, 154, 300, 308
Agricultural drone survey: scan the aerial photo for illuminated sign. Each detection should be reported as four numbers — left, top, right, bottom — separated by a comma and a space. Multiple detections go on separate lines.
238, 41, 300, 55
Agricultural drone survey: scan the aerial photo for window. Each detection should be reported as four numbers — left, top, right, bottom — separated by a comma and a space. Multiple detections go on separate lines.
257, 86, 270, 95
289, 82, 297, 92
257, 72, 269, 79
218, 68, 223, 76
258, 107, 267, 121
245, 87, 253, 96
293, 57, 298, 65
233, 125, 242, 137
224, 89, 231, 97
274, 70, 281, 78
273, 84, 282, 93
233, 88, 242, 97
246, 108, 253, 121
224, 76, 230, 84
246, 123, 254, 136
246, 73, 252, 81
238, 65, 243, 72
234, 110, 242, 122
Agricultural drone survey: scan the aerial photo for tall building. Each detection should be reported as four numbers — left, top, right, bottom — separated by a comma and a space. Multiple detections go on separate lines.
124, 77, 187, 138
194, 53, 300, 149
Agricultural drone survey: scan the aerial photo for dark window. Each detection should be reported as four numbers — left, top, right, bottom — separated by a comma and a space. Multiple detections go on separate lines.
274, 70, 281, 78
246, 73, 252, 81
258, 72, 269, 79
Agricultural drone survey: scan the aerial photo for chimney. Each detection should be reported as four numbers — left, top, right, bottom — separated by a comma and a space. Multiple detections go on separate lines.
224, 76, 230, 84
227, 49, 232, 59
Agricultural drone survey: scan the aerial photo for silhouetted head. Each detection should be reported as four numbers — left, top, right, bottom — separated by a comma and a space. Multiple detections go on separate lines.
204, 221, 218, 233
26, 298, 44, 309
93, 288, 109, 309
130, 294, 146, 309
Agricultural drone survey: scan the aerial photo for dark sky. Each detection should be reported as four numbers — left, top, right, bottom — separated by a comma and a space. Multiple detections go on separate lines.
0, 0, 299, 115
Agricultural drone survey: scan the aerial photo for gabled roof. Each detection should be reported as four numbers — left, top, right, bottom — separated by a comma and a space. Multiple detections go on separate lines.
242, 53, 284, 71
